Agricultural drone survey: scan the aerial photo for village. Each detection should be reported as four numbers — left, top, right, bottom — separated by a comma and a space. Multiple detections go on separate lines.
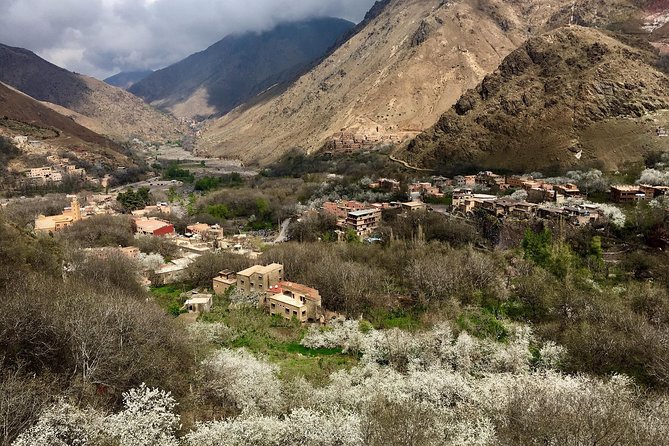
16, 162, 667, 325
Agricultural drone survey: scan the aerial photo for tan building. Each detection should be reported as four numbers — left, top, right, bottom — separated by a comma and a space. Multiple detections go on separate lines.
34, 197, 82, 234
401, 201, 427, 212
183, 293, 213, 313
610, 185, 646, 203
236, 263, 284, 294
344, 208, 381, 236
131, 203, 172, 217
213, 270, 237, 295
134, 218, 175, 236
267, 281, 323, 323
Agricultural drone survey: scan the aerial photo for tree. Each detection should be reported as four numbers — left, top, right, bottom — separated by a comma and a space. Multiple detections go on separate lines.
521, 228, 552, 267
117, 187, 153, 212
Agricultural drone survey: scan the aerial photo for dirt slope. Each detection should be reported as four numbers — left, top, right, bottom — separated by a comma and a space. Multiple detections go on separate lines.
0, 82, 131, 166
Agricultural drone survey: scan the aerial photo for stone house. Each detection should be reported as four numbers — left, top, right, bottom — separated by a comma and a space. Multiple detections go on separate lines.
213, 269, 237, 295
267, 281, 323, 323
236, 263, 284, 294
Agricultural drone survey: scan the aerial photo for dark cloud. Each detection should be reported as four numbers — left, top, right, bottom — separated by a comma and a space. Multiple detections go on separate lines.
0, 0, 377, 78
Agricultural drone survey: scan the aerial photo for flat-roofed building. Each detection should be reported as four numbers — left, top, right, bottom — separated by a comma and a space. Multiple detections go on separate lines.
134, 218, 175, 236
345, 208, 381, 237
213, 269, 237, 295
401, 201, 427, 213
267, 281, 322, 322
610, 185, 646, 203
236, 263, 284, 294
183, 293, 213, 313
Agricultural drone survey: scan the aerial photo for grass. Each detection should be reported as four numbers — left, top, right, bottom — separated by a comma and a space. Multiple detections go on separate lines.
150, 284, 189, 315
369, 308, 424, 331
456, 309, 509, 342
199, 304, 357, 384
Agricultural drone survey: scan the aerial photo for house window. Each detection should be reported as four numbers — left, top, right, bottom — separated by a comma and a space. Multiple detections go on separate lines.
285, 308, 290, 315
271, 303, 275, 309
293, 311, 297, 316
302, 310, 306, 316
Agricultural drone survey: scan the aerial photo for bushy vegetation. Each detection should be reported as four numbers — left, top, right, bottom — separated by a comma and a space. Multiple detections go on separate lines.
116, 186, 153, 212
163, 162, 195, 183
194, 173, 244, 192
0, 217, 193, 445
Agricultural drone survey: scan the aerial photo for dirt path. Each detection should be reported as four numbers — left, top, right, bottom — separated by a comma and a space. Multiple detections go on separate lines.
389, 154, 435, 172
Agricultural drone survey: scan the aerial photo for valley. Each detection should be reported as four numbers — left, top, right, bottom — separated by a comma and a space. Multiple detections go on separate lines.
2, 1, 669, 445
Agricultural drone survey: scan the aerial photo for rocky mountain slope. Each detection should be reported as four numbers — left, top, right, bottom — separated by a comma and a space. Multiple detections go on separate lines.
129, 18, 354, 120
399, 26, 669, 173
104, 70, 154, 89
0, 43, 183, 143
0, 82, 131, 167
198, 0, 654, 165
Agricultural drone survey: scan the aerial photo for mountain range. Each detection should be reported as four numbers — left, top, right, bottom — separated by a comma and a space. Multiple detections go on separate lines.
399, 25, 669, 173
1, 0, 668, 174
128, 18, 355, 120
0, 43, 183, 143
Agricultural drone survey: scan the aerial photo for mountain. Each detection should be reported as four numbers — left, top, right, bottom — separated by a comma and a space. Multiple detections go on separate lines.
129, 18, 355, 120
399, 26, 669, 174
0, 43, 183, 143
0, 82, 131, 167
104, 70, 154, 89
197, 0, 659, 166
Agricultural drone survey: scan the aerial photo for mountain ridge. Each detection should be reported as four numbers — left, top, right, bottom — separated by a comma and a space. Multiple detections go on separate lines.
399, 26, 669, 173
129, 17, 355, 120
0, 43, 183, 143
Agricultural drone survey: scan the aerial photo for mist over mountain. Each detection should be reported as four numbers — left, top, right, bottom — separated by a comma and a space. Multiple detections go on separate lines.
104, 71, 154, 90
128, 18, 355, 120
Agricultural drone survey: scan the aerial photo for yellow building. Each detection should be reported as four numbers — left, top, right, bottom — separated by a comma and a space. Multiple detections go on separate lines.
267, 281, 322, 323
236, 264, 284, 294
34, 197, 82, 234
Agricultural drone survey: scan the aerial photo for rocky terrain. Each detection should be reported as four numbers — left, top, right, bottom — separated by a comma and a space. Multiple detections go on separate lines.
0, 43, 184, 143
197, 0, 658, 166
400, 26, 669, 173
129, 18, 354, 120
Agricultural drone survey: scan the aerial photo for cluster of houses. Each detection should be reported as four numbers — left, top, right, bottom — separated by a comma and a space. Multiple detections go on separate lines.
452, 190, 603, 226
326, 131, 404, 153
21, 154, 112, 188
34, 194, 118, 234
610, 184, 669, 203
166, 263, 324, 323
321, 199, 427, 237
213, 263, 323, 323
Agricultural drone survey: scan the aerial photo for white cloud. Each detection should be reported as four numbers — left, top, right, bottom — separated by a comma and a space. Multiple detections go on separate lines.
0, 0, 376, 78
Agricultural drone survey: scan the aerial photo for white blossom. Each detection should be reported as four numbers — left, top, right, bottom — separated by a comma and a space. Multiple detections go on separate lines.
200, 349, 284, 415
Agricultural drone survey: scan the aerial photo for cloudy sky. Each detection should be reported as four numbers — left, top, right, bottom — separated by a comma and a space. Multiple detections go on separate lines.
0, 0, 377, 79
